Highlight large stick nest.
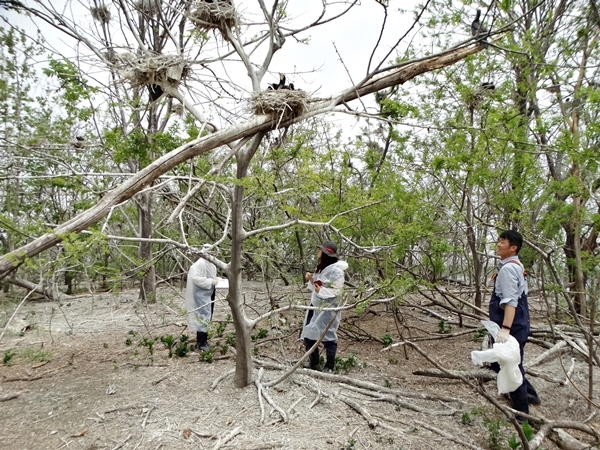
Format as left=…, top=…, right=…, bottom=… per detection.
left=249, top=90, right=310, bottom=123
left=114, top=54, right=188, bottom=89
left=190, top=0, right=238, bottom=32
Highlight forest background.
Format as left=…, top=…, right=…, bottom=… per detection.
left=0, top=0, right=599, bottom=449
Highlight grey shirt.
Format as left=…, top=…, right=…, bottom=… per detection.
left=495, top=256, right=527, bottom=309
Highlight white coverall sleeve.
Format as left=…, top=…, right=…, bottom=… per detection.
left=315, top=267, right=344, bottom=303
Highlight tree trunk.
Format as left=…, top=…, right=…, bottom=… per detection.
left=228, top=133, right=265, bottom=387
left=138, top=191, right=156, bottom=302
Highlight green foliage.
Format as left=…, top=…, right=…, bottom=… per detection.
left=472, top=328, right=487, bottom=341
left=174, top=335, right=192, bottom=357
left=199, top=349, right=213, bottom=363
left=215, top=321, right=227, bottom=337
left=381, top=333, right=393, bottom=347
left=225, top=333, right=236, bottom=348
left=42, top=58, right=96, bottom=120
left=484, top=418, right=502, bottom=450
left=522, top=421, right=534, bottom=440
left=437, top=319, right=451, bottom=334
left=160, top=334, right=176, bottom=358
left=251, top=328, right=268, bottom=342
left=334, top=353, right=358, bottom=374
left=461, top=412, right=472, bottom=426
left=3, top=349, right=15, bottom=366
left=140, top=337, right=157, bottom=355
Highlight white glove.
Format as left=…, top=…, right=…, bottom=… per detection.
left=496, top=329, right=510, bottom=343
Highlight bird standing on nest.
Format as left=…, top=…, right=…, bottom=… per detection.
left=471, top=9, right=489, bottom=48
left=268, top=73, right=286, bottom=90
left=267, top=73, right=295, bottom=91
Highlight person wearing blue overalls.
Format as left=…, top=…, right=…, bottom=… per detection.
left=489, top=230, right=541, bottom=422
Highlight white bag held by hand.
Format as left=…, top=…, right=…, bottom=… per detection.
left=471, top=321, right=523, bottom=394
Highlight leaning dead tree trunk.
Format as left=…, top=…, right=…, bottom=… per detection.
left=0, top=42, right=483, bottom=279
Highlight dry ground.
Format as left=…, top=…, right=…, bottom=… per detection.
left=0, top=282, right=598, bottom=450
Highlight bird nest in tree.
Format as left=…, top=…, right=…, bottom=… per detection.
left=115, top=54, right=188, bottom=88
left=190, top=1, right=237, bottom=32
left=249, top=90, right=309, bottom=123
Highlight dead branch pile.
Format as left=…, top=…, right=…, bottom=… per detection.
left=114, top=54, right=188, bottom=88
left=249, top=90, right=309, bottom=123
left=190, top=0, right=237, bottom=32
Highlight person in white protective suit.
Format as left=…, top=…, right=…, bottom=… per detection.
left=301, top=240, right=348, bottom=373
left=185, top=244, right=218, bottom=351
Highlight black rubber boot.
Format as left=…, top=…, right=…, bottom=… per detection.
left=323, top=341, right=337, bottom=373
left=196, top=331, right=210, bottom=352
left=303, top=338, right=319, bottom=370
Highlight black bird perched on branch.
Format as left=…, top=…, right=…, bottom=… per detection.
left=471, top=9, right=488, bottom=48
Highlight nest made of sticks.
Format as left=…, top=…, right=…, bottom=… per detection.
left=90, top=4, right=111, bottom=24
left=250, top=90, right=310, bottom=123
left=190, top=0, right=237, bottom=32
left=115, top=54, right=188, bottom=88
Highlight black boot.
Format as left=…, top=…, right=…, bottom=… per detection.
left=323, top=341, right=337, bottom=373
left=196, top=331, right=210, bottom=352
left=303, top=338, right=319, bottom=370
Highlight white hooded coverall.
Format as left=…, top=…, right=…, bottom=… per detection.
left=185, top=257, right=217, bottom=333
left=300, top=260, right=349, bottom=342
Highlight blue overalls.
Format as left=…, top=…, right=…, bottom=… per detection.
left=489, top=261, right=538, bottom=415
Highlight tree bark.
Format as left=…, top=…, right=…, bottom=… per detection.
left=228, top=132, right=266, bottom=387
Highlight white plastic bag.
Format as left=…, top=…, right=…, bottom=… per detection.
left=471, top=320, right=523, bottom=394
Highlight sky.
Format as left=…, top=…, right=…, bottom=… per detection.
left=2, top=0, right=472, bottom=136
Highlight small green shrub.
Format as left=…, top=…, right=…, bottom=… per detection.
left=335, top=353, right=358, bottom=374
left=160, top=334, right=176, bottom=358
left=484, top=418, right=501, bottom=450
left=461, top=412, right=472, bottom=425
left=140, top=337, right=157, bottom=355
left=251, top=328, right=268, bottom=342
left=199, top=349, right=213, bottom=363
left=225, top=333, right=236, bottom=348
left=438, top=319, right=451, bottom=334
left=174, top=335, right=191, bottom=357
left=215, top=321, right=226, bottom=337
left=381, top=334, right=393, bottom=347
left=3, top=349, right=15, bottom=366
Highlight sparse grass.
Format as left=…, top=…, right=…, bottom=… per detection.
left=21, top=347, right=51, bottom=363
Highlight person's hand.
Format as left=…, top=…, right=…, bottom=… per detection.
left=496, top=329, right=510, bottom=343
left=213, top=279, right=218, bottom=285
left=305, top=272, right=313, bottom=282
